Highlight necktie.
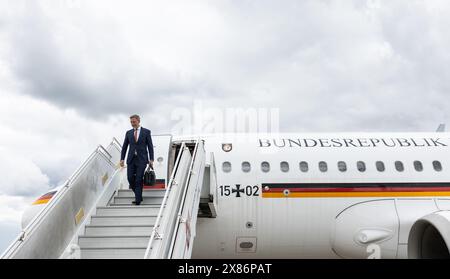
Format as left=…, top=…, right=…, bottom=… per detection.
left=134, top=128, right=138, bottom=142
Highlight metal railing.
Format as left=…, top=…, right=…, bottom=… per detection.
left=111, top=137, right=122, bottom=151
left=1, top=140, right=118, bottom=259
left=143, top=142, right=188, bottom=258
left=167, top=138, right=203, bottom=258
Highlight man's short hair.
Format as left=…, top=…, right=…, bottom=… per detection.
left=130, top=114, right=140, bottom=121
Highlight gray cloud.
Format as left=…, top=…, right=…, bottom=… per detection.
left=1, top=0, right=450, bottom=133
left=0, top=221, right=21, bottom=253
left=1, top=1, right=221, bottom=120
left=0, top=147, right=50, bottom=197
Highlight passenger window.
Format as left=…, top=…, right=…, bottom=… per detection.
left=357, top=161, right=366, bottom=172
left=242, top=161, right=251, bottom=173
left=280, top=161, right=289, bottom=172
left=395, top=161, right=404, bottom=172
left=376, top=161, right=385, bottom=172
left=338, top=161, right=347, bottom=172
left=414, top=161, right=423, bottom=172
left=299, top=161, right=309, bottom=172
left=319, top=161, right=328, bottom=172
left=222, top=162, right=232, bottom=173
left=433, top=161, right=443, bottom=172
left=261, top=161, right=270, bottom=173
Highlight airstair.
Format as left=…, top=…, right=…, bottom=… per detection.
left=1, top=136, right=215, bottom=259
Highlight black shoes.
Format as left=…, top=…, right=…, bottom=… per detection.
left=132, top=199, right=143, bottom=205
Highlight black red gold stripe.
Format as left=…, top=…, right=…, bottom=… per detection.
left=32, top=191, right=57, bottom=205
left=261, top=182, right=450, bottom=198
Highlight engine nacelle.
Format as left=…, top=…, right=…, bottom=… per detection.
left=408, top=211, right=450, bottom=259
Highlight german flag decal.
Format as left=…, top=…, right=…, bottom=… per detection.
left=261, top=182, right=450, bottom=198
left=32, top=191, right=57, bottom=205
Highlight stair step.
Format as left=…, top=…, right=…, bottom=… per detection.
left=108, top=203, right=165, bottom=207
left=90, top=215, right=157, bottom=226
left=117, top=189, right=166, bottom=198
left=111, top=196, right=164, bottom=205
left=80, top=248, right=146, bottom=259
left=85, top=225, right=154, bottom=236
left=96, top=206, right=161, bottom=216
left=79, top=236, right=149, bottom=249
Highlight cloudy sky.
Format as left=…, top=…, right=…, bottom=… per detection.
left=1, top=0, right=450, bottom=252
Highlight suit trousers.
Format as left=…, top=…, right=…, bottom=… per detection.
left=127, top=154, right=146, bottom=202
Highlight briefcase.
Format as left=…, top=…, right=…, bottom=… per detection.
left=144, top=166, right=156, bottom=186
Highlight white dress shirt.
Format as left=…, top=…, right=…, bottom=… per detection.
left=133, top=126, right=141, bottom=156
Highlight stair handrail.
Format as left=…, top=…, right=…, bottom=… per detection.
left=143, top=142, right=187, bottom=258
left=1, top=140, right=117, bottom=259
left=111, top=137, right=122, bottom=151
left=167, top=138, right=203, bottom=258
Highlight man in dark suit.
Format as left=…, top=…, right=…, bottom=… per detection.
left=120, top=114, right=154, bottom=205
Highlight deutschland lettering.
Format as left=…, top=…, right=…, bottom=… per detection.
left=258, top=138, right=448, bottom=148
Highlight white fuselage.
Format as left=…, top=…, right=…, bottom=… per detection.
left=181, top=132, right=450, bottom=259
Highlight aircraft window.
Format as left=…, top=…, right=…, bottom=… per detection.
left=395, top=161, right=404, bottom=172
left=299, top=161, right=309, bottom=172
left=414, top=161, right=423, bottom=172
left=319, top=161, right=328, bottom=172
left=242, top=161, right=251, bottom=173
left=338, top=161, right=347, bottom=172
left=280, top=161, right=289, bottom=172
left=357, top=161, right=366, bottom=172
left=222, top=162, right=232, bottom=173
left=376, top=161, right=385, bottom=172
left=261, top=161, right=270, bottom=172
left=433, top=161, right=443, bottom=172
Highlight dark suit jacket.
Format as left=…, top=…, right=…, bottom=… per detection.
left=120, top=127, right=154, bottom=165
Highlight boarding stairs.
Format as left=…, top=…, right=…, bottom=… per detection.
left=1, top=136, right=216, bottom=259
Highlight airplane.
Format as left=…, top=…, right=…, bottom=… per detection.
left=2, top=128, right=450, bottom=259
